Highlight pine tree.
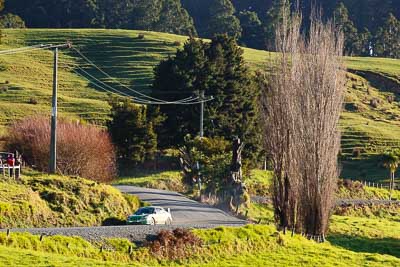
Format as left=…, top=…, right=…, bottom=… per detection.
left=333, top=2, right=359, bottom=56
left=374, top=13, right=400, bottom=58
left=153, top=0, right=197, bottom=36
left=265, top=0, right=290, bottom=50
left=238, top=11, right=265, bottom=49
left=152, top=35, right=261, bottom=163
left=131, top=0, right=163, bottom=30
left=107, top=97, right=160, bottom=164
left=357, top=28, right=372, bottom=56
left=207, top=0, right=242, bottom=39
left=152, top=38, right=209, bottom=147
left=0, top=0, right=3, bottom=44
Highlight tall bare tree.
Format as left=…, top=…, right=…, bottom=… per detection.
left=260, top=8, right=345, bottom=241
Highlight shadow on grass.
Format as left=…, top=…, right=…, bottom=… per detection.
left=328, top=234, right=400, bottom=259
left=340, top=154, right=395, bottom=183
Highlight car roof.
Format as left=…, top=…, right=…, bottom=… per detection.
left=140, top=206, right=164, bottom=209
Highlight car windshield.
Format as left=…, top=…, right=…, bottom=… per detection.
left=134, top=207, right=154, bottom=215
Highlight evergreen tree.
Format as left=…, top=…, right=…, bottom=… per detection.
left=107, top=97, right=161, bottom=164
left=374, top=13, right=400, bottom=58
left=0, top=13, right=26, bottom=28
left=153, top=38, right=209, bottom=146
left=152, top=35, right=261, bottom=163
left=238, top=11, right=265, bottom=49
left=153, top=0, right=197, bottom=36
left=95, top=0, right=134, bottom=28
left=333, top=2, right=359, bottom=56
left=131, top=0, right=163, bottom=30
left=265, top=0, right=290, bottom=50
left=205, top=35, right=260, bottom=160
left=207, top=0, right=242, bottom=39
left=357, top=28, right=372, bottom=56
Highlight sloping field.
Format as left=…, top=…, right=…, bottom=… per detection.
left=0, top=29, right=399, bottom=181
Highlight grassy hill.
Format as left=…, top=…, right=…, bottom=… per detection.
left=0, top=29, right=399, bottom=181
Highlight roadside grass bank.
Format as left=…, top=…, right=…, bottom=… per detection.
left=0, top=169, right=141, bottom=228
left=0, top=219, right=399, bottom=266
left=114, top=170, right=186, bottom=193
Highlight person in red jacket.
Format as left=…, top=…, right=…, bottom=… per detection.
left=7, top=154, right=15, bottom=167
left=7, top=154, right=15, bottom=177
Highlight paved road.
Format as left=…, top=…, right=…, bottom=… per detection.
left=115, top=185, right=245, bottom=225
left=4, top=186, right=245, bottom=242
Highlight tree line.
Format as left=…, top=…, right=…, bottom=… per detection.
left=3, top=0, right=400, bottom=58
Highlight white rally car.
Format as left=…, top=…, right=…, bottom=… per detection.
left=127, top=206, right=172, bottom=225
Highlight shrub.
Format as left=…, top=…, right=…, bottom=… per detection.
left=387, top=95, right=395, bottom=103
left=147, top=228, right=203, bottom=260
left=370, top=98, right=379, bottom=108
left=352, top=147, right=362, bottom=158
left=6, top=116, right=116, bottom=182
left=28, top=97, right=38, bottom=105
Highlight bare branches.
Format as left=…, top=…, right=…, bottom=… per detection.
left=260, top=8, right=345, bottom=239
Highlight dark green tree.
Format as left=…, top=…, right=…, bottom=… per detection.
left=152, top=35, right=261, bottom=163
left=205, top=35, right=261, bottom=160
left=153, top=0, right=197, bottom=36
left=333, top=2, right=359, bottom=56
left=357, top=28, right=372, bottom=56
left=238, top=11, right=265, bottom=49
left=95, top=0, right=134, bottom=28
left=265, top=0, right=290, bottom=50
left=374, top=13, right=400, bottom=58
left=107, top=97, right=161, bottom=164
left=0, top=13, right=26, bottom=28
left=207, top=0, right=242, bottom=39
left=153, top=37, right=209, bottom=146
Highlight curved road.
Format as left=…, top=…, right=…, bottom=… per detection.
left=5, top=186, right=245, bottom=242
left=6, top=186, right=397, bottom=242
left=115, top=185, right=245, bottom=225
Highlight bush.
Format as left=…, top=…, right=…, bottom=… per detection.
left=6, top=116, right=116, bottom=182
left=28, top=98, right=38, bottom=105
left=370, top=98, right=379, bottom=108
left=147, top=228, right=203, bottom=260
left=352, top=147, right=362, bottom=158
left=387, top=95, right=395, bottom=103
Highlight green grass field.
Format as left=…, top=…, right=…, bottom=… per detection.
left=0, top=29, right=400, bottom=181
left=0, top=216, right=398, bottom=267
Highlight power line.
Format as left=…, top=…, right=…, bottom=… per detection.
left=67, top=64, right=213, bottom=105
left=0, top=43, right=214, bottom=105
left=72, top=47, right=203, bottom=104
left=0, top=44, right=62, bottom=56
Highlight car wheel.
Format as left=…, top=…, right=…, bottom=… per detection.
left=165, top=218, right=172, bottom=225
